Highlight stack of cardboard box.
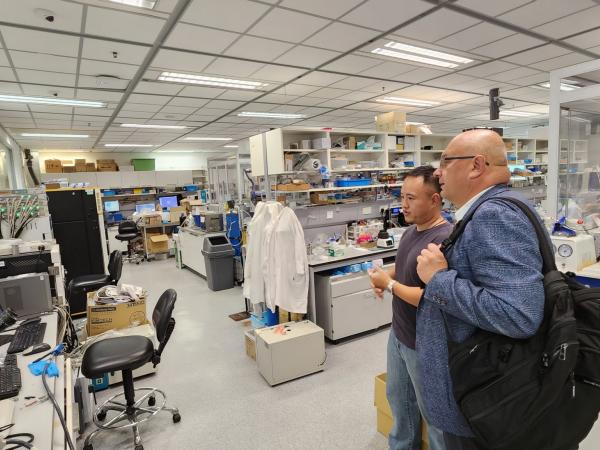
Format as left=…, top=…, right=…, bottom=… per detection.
left=97, top=159, right=118, bottom=171
left=44, top=158, right=98, bottom=173
left=86, top=291, right=148, bottom=336
left=44, top=159, right=62, bottom=173
left=75, top=159, right=87, bottom=172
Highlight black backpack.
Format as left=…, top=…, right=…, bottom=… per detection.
left=441, top=196, right=600, bottom=450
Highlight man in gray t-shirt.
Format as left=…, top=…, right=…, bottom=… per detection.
left=370, top=166, right=451, bottom=450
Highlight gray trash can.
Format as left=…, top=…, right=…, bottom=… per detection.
left=202, top=235, right=235, bottom=291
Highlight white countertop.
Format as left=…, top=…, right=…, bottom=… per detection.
left=308, top=245, right=396, bottom=267
left=178, top=227, right=224, bottom=237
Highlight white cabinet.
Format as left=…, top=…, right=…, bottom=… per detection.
left=96, top=172, right=122, bottom=188
left=155, top=170, right=179, bottom=186
left=137, top=171, right=157, bottom=186
left=249, top=129, right=285, bottom=176
left=120, top=171, right=140, bottom=187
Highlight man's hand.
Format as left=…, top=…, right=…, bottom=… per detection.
left=369, top=266, right=391, bottom=299
left=416, top=243, right=448, bottom=284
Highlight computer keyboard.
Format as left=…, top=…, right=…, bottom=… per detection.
left=7, top=321, right=46, bottom=354
left=0, top=354, right=21, bottom=400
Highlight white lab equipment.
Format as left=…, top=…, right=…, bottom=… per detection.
left=550, top=234, right=596, bottom=272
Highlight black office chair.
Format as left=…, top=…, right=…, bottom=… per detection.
left=67, top=250, right=122, bottom=315
left=81, top=289, right=180, bottom=450
left=116, top=220, right=143, bottom=264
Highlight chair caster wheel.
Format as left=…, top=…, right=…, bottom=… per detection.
left=173, top=413, right=181, bottom=423
left=96, top=410, right=107, bottom=421
left=135, top=445, right=144, bottom=450
left=148, top=395, right=156, bottom=406
left=84, top=445, right=93, bottom=450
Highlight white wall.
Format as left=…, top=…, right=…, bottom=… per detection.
left=34, top=150, right=208, bottom=173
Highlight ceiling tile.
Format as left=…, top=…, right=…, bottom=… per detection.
left=21, top=84, right=74, bottom=97
left=150, top=49, right=213, bottom=73
left=321, top=55, right=382, bottom=73
left=249, top=64, right=306, bottom=82
left=396, top=9, right=480, bottom=42
left=82, top=38, right=149, bottom=65
left=395, top=67, right=448, bottom=83
left=177, top=85, right=226, bottom=99
left=274, top=46, right=340, bottom=68
left=534, top=6, right=600, bottom=39
left=152, top=112, right=189, bottom=121
left=0, top=27, right=79, bottom=57
left=281, top=0, right=362, bottom=18
left=336, top=91, right=377, bottom=102
left=497, top=0, right=596, bottom=28
left=486, top=66, right=541, bottom=82
left=165, top=23, right=239, bottom=53
left=531, top=52, right=594, bottom=71
left=155, top=0, right=178, bottom=12
left=217, top=90, right=263, bottom=101
left=17, top=69, right=75, bottom=86
left=273, top=84, right=320, bottom=96
left=359, top=61, right=416, bottom=78
left=455, top=0, right=535, bottom=16
left=0, top=52, right=8, bottom=67
left=248, top=8, right=330, bottom=43
left=308, top=87, right=353, bottom=99
left=436, top=23, right=514, bottom=51
left=329, top=77, right=377, bottom=90
left=9, top=51, right=77, bottom=73
left=252, top=93, right=296, bottom=103
left=224, top=36, right=294, bottom=62
left=502, top=44, right=571, bottom=65
left=128, top=94, right=170, bottom=105
left=203, top=99, right=244, bottom=110
left=292, top=71, right=345, bottom=87
left=470, top=34, right=545, bottom=58
left=0, top=0, right=83, bottom=32
left=341, top=0, right=432, bottom=31
left=0, top=67, right=16, bottom=82
left=79, top=59, right=138, bottom=79
left=181, top=0, right=270, bottom=32
left=167, top=97, right=210, bottom=108
left=564, top=27, right=600, bottom=49
left=288, top=96, right=331, bottom=106
left=134, top=81, right=182, bottom=95
left=78, top=74, right=128, bottom=90
left=303, top=23, right=380, bottom=52
left=460, top=60, right=518, bottom=78
left=362, top=80, right=410, bottom=93
left=204, top=58, right=264, bottom=78
left=86, top=6, right=165, bottom=44
left=508, top=72, right=550, bottom=86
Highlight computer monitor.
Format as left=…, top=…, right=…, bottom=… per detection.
left=135, top=203, right=155, bottom=214
left=159, top=196, right=178, bottom=209
left=104, top=200, right=120, bottom=212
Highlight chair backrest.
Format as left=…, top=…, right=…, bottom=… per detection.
left=107, top=250, right=122, bottom=284
left=152, top=289, right=177, bottom=345
left=118, top=220, right=138, bottom=235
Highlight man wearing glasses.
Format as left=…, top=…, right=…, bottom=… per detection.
left=413, top=129, right=546, bottom=449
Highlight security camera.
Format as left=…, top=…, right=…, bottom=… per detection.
left=35, top=9, right=55, bottom=23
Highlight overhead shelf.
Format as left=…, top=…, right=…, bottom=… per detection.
left=329, top=149, right=384, bottom=154
left=275, top=183, right=403, bottom=194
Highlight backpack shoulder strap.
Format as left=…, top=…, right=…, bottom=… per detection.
left=440, top=196, right=556, bottom=274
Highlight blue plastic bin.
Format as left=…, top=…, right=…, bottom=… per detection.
left=184, top=185, right=198, bottom=192
left=263, top=309, right=278, bottom=326
left=102, top=190, right=116, bottom=196
left=335, top=178, right=372, bottom=187
left=193, top=215, right=202, bottom=227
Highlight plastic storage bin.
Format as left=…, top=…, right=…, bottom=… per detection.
left=335, top=178, right=372, bottom=187
left=201, top=235, right=235, bottom=291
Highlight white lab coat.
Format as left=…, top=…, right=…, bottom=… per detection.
left=243, top=201, right=283, bottom=305
left=262, top=207, right=308, bottom=314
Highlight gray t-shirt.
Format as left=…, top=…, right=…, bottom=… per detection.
left=392, top=222, right=453, bottom=349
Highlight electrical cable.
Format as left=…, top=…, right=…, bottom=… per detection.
left=4, top=433, right=35, bottom=449
left=41, top=359, right=75, bottom=450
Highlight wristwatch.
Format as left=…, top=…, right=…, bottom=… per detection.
left=386, top=279, right=397, bottom=293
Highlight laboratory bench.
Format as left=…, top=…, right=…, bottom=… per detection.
left=177, top=227, right=226, bottom=278
left=308, top=245, right=397, bottom=341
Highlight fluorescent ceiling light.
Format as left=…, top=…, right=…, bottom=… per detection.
left=238, top=112, right=306, bottom=119
left=120, top=123, right=188, bottom=130
left=376, top=97, right=440, bottom=107
left=0, top=95, right=105, bottom=108
left=372, top=48, right=458, bottom=68
left=406, top=121, right=424, bottom=125
left=384, top=41, right=473, bottom=64
left=224, top=145, right=239, bottom=148
left=104, top=144, right=154, bottom=148
left=158, top=72, right=268, bottom=90
left=21, top=133, right=89, bottom=138
left=155, top=150, right=195, bottom=153
left=107, top=0, right=156, bottom=9
left=538, top=82, right=580, bottom=92
left=499, top=111, right=538, bottom=117
left=183, top=137, right=232, bottom=141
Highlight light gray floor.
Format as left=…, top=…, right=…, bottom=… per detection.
left=78, top=259, right=390, bottom=450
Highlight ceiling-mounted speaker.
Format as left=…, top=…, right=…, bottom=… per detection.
left=489, top=88, right=503, bottom=120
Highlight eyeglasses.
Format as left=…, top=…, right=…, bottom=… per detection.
left=439, top=155, right=488, bottom=168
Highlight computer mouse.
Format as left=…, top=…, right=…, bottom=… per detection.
left=23, top=343, right=51, bottom=356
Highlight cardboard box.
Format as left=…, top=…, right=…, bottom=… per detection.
left=97, top=162, right=118, bottom=172
left=62, top=165, right=75, bottom=173
left=169, top=206, right=186, bottom=224
left=278, top=308, right=305, bottom=323
left=45, top=159, right=62, bottom=173
left=342, top=136, right=356, bottom=150
left=375, top=373, right=429, bottom=449
left=245, top=329, right=256, bottom=361
left=86, top=162, right=96, bottom=172
left=44, top=182, right=61, bottom=190
left=375, top=111, right=407, bottom=133
left=75, top=158, right=86, bottom=165
left=142, top=213, right=161, bottom=226
left=86, top=294, right=148, bottom=336
left=75, top=159, right=87, bottom=172
left=147, top=233, right=169, bottom=253
left=310, top=192, right=334, bottom=205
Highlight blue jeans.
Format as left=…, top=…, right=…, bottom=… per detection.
left=387, top=331, right=445, bottom=450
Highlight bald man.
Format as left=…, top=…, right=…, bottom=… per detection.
left=413, top=130, right=546, bottom=450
